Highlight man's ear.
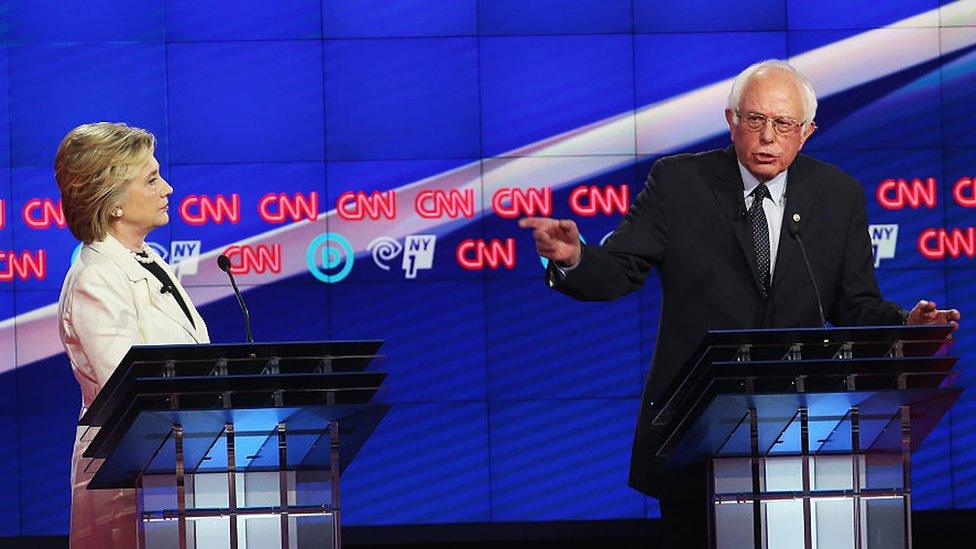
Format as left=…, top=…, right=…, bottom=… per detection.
left=798, top=121, right=817, bottom=149
left=725, top=109, right=736, bottom=136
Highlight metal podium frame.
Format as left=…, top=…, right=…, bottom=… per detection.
left=645, top=325, right=961, bottom=549
left=78, top=341, right=389, bottom=549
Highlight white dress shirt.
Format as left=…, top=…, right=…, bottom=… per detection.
left=739, top=162, right=788, bottom=280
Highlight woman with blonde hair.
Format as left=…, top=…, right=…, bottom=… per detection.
left=56, top=122, right=209, bottom=547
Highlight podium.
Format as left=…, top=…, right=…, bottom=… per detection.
left=646, top=325, right=960, bottom=549
left=78, top=341, right=388, bottom=549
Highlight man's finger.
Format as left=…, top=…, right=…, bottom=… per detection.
left=935, top=310, right=961, bottom=322
left=533, top=231, right=554, bottom=246
left=519, top=217, right=554, bottom=230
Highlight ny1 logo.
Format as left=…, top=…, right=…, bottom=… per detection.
left=367, top=235, right=437, bottom=279
left=868, top=224, right=898, bottom=267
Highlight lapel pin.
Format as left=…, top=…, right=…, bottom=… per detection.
left=792, top=213, right=801, bottom=223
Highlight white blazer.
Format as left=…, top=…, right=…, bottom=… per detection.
left=59, top=233, right=210, bottom=548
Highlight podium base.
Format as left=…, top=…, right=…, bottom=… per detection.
left=138, top=470, right=338, bottom=549
left=710, top=455, right=908, bottom=549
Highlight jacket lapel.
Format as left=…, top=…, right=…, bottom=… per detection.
left=708, top=147, right=765, bottom=296
left=153, top=257, right=207, bottom=343
left=88, top=236, right=202, bottom=342
left=88, top=236, right=151, bottom=284
left=146, top=256, right=202, bottom=342
left=770, top=156, right=817, bottom=292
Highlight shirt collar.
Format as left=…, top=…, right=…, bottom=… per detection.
left=738, top=161, right=787, bottom=205
left=87, top=233, right=153, bottom=282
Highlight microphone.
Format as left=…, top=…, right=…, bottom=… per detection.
left=217, top=254, right=254, bottom=343
left=787, top=215, right=827, bottom=330
left=160, top=284, right=172, bottom=295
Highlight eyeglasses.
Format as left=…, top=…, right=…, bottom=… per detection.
left=735, top=111, right=806, bottom=135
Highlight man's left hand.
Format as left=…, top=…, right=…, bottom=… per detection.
left=906, top=300, right=961, bottom=331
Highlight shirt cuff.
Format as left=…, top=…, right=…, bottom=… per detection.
left=553, top=258, right=580, bottom=276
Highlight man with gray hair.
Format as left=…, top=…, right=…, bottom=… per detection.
left=520, top=59, right=959, bottom=547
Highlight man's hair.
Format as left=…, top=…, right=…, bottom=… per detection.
left=54, top=122, right=156, bottom=244
left=727, top=59, right=818, bottom=123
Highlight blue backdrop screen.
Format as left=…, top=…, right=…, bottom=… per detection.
left=0, top=0, right=974, bottom=536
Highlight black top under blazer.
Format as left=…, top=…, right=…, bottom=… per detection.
left=547, top=146, right=905, bottom=497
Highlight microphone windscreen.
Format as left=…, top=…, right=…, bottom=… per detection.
left=787, top=221, right=800, bottom=238
left=217, top=254, right=232, bottom=272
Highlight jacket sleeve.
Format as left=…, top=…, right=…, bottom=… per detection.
left=548, top=157, right=671, bottom=301
left=828, top=185, right=906, bottom=326
left=67, top=264, right=140, bottom=389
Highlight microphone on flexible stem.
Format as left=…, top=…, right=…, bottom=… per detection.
left=217, top=254, right=254, bottom=344
left=787, top=215, right=828, bottom=338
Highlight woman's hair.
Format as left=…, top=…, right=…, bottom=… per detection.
left=54, top=122, right=156, bottom=244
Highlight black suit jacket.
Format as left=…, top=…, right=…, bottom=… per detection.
left=548, top=147, right=905, bottom=497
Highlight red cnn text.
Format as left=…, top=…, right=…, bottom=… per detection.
left=416, top=189, right=475, bottom=219
left=492, top=187, right=551, bottom=218
left=877, top=178, right=937, bottom=210
left=918, top=228, right=976, bottom=259
left=222, top=244, right=282, bottom=275
left=22, top=198, right=66, bottom=229
left=180, top=194, right=240, bottom=225
left=456, top=238, right=516, bottom=270
left=953, top=177, right=976, bottom=208
left=0, top=250, right=46, bottom=281
left=570, top=185, right=629, bottom=216
left=336, top=191, right=396, bottom=221
left=259, top=192, right=319, bottom=223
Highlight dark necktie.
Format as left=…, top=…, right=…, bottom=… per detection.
left=748, top=184, right=771, bottom=298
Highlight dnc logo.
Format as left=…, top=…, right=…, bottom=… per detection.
left=306, top=232, right=354, bottom=283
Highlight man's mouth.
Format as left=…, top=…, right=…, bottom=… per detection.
left=754, top=152, right=778, bottom=163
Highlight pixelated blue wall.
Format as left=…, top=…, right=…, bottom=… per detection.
left=0, top=0, right=973, bottom=536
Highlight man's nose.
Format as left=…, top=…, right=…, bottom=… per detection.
left=760, top=122, right=776, bottom=143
